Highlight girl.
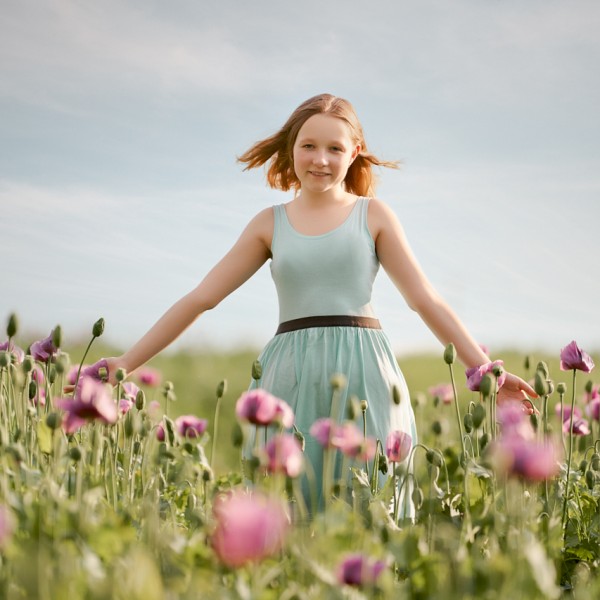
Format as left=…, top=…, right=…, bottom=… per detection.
left=102, top=93, right=536, bottom=513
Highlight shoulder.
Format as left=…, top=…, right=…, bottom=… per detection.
left=241, top=205, right=275, bottom=250
left=366, top=197, right=404, bottom=240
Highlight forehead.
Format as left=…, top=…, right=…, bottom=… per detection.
left=296, top=114, right=353, bottom=141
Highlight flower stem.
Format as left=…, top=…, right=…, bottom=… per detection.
left=561, top=370, right=577, bottom=540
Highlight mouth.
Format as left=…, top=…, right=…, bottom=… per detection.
left=308, top=171, right=330, bottom=177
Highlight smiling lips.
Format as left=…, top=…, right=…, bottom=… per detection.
left=308, top=170, right=330, bottom=177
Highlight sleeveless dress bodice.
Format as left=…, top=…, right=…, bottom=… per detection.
left=270, top=198, right=378, bottom=322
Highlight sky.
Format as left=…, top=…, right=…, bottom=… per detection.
left=1, top=0, right=599, bottom=358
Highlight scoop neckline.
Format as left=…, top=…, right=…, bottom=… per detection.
left=281, top=197, right=364, bottom=239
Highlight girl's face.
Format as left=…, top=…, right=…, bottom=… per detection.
left=292, top=114, right=360, bottom=195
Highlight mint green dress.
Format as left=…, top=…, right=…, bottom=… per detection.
left=251, top=198, right=416, bottom=516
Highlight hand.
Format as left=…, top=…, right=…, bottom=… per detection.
left=497, top=372, right=538, bottom=414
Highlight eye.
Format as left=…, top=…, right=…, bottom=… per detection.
left=331, top=146, right=343, bottom=152
left=302, top=144, right=314, bottom=149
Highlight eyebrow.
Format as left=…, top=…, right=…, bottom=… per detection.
left=297, top=136, right=347, bottom=147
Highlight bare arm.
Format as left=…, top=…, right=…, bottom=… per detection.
left=369, top=199, right=536, bottom=401
left=107, top=208, right=273, bottom=380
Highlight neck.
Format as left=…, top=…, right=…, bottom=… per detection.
left=295, top=188, right=354, bottom=207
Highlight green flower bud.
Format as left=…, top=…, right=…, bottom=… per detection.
left=69, top=447, right=82, bottom=462
left=55, top=353, right=69, bottom=375
left=135, top=389, right=146, bottom=410
left=523, top=355, right=530, bottom=371
left=115, top=368, right=127, bottom=382
left=98, top=366, right=108, bottom=381
left=251, top=359, right=262, bottom=381
left=0, top=351, right=11, bottom=368
left=22, top=356, right=33, bottom=373
left=472, top=404, right=486, bottom=428
left=360, top=399, right=368, bottom=413
left=48, top=366, right=57, bottom=384
left=584, top=380, right=594, bottom=394
left=411, top=486, right=424, bottom=509
left=530, top=413, right=539, bottom=431
left=378, top=452, right=388, bottom=475
left=443, top=343, right=456, bottom=365
left=479, top=432, right=490, bottom=452
left=133, top=441, right=141, bottom=454
left=202, top=467, right=214, bottom=482
left=579, top=459, right=588, bottom=472
left=534, top=371, right=550, bottom=397
left=557, top=382, right=567, bottom=395
left=426, top=449, right=443, bottom=467
left=591, top=455, right=600, bottom=472
left=431, top=420, right=443, bottom=436
left=346, top=395, right=361, bottom=420
left=463, top=413, right=474, bottom=434
left=28, top=380, right=37, bottom=400
left=6, top=313, right=18, bottom=338
left=92, top=317, right=105, bottom=338
left=52, top=325, right=62, bottom=349
left=46, top=412, right=62, bottom=430
left=124, top=412, right=135, bottom=438
left=546, top=380, right=555, bottom=395
left=164, top=417, right=175, bottom=446
left=492, top=364, right=505, bottom=379
left=536, top=361, right=549, bottom=379
left=586, top=470, right=595, bottom=490
left=392, top=385, right=401, bottom=405
left=479, top=373, right=495, bottom=397
left=330, top=373, right=347, bottom=390
left=216, top=379, right=227, bottom=399
left=231, top=422, right=244, bottom=448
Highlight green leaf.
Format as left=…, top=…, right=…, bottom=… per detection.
left=36, top=420, right=53, bottom=454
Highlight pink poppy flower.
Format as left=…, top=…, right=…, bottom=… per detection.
left=31, top=365, right=45, bottom=384
left=555, top=403, right=581, bottom=423
left=263, top=434, right=304, bottom=478
left=156, top=422, right=165, bottom=442
left=66, top=365, right=85, bottom=386
left=80, top=359, right=109, bottom=382
left=55, top=376, right=117, bottom=434
left=175, top=415, right=207, bottom=439
left=30, top=331, right=58, bottom=363
left=465, top=360, right=506, bottom=392
left=211, top=490, right=289, bottom=567
left=332, top=422, right=377, bottom=461
left=497, top=401, right=535, bottom=440
left=385, top=430, right=412, bottom=463
left=586, top=399, right=600, bottom=422
left=563, top=418, right=591, bottom=436
left=336, top=553, right=386, bottom=587
left=428, top=383, right=454, bottom=405
left=122, top=381, right=140, bottom=402
left=560, top=341, right=595, bottom=373
left=137, top=367, right=161, bottom=387
left=0, top=340, right=24, bottom=364
left=309, top=418, right=338, bottom=448
left=492, top=436, right=561, bottom=482
left=236, top=389, right=294, bottom=428
left=119, top=398, right=134, bottom=414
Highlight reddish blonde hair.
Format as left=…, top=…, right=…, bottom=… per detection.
left=237, top=94, right=399, bottom=196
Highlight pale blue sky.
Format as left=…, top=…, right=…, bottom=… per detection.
left=1, top=0, right=599, bottom=357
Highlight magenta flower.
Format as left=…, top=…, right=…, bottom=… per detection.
left=236, top=389, right=294, bottom=428
left=119, top=398, right=134, bottom=414
left=156, top=422, right=166, bottom=441
left=385, top=430, right=412, bottom=463
left=428, top=383, right=454, bottom=405
left=175, top=415, right=208, bottom=439
left=122, top=381, right=140, bottom=402
left=55, top=376, right=117, bottom=434
left=67, top=365, right=85, bottom=385
left=332, top=422, right=376, bottom=460
left=586, top=399, right=600, bottom=422
left=80, top=359, right=110, bottom=382
left=30, top=330, right=58, bottom=362
left=560, top=341, right=595, bottom=373
left=465, top=360, right=506, bottom=392
left=0, top=505, right=16, bottom=551
left=263, top=434, right=304, bottom=478
left=310, top=418, right=338, bottom=448
left=137, top=366, right=162, bottom=387
left=563, top=418, right=591, bottom=436
left=555, top=403, right=581, bottom=423
left=492, top=436, right=561, bottom=481
left=336, top=553, right=386, bottom=587
left=211, top=490, right=289, bottom=567
left=0, top=340, right=24, bottom=364
left=497, top=401, right=535, bottom=440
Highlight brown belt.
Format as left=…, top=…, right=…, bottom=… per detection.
left=275, top=315, right=382, bottom=335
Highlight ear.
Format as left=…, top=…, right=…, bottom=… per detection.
left=351, top=144, right=361, bottom=162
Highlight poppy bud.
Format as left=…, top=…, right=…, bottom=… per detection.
left=0, top=351, right=10, bottom=368
left=251, top=360, right=262, bottom=381
left=6, top=313, right=18, bottom=338
left=69, top=447, right=82, bottom=461
left=52, top=325, right=62, bottom=349
left=534, top=371, right=550, bottom=397
left=443, top=343, right=456, bottom=365
left=28, top=380, right=37, bottom=400
left=346, top=395, right=361, bottom=420
left=216, top=379, right=227, bottom=399
left=90, top=318, right=104, bottom=338
left=378, top=452, right=388, bottom=475
left=431, top=420, right=442, bottom=436
left=479, top=373, right=494, bottom=397
left=426, top=449, right=443, bottom=467
left=523, top=355, right=530, bottom=370
left=231, top=422, right=244, bottom=448
left=586, top=470, right=595, bottom=490
left=463, top=413, right=474, bottom=434
left=584, top=380, right=594, bottom=394
left=46, top=412, right=62, bottom=430
left=22, top=356, right=33, bottom=373
left=135, top=389, right=146, bottom=410
left=536, top=361, right=549, bottom=379
left=360, top=400, right=368, bottom=413
left=556, top=382, right=567, bottom=395
left=479, top=432, right=490, bottom=452
left=115, top=368, right=127, bottom=382
left=472, top=404, right=486, bottom=429
left=579, top=459, right=588, bottom=472
left=330, top=373, right=347, bottom=390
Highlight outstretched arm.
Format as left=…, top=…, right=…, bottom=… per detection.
left=105, top=208, right=273, bottom=382
left=369, top=199, right=536, bottom=402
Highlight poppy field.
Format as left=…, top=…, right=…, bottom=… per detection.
left=0, top=313, right=599, bottom=599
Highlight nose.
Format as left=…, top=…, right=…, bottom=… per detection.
left=312, top=151, right=328, bottom=166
